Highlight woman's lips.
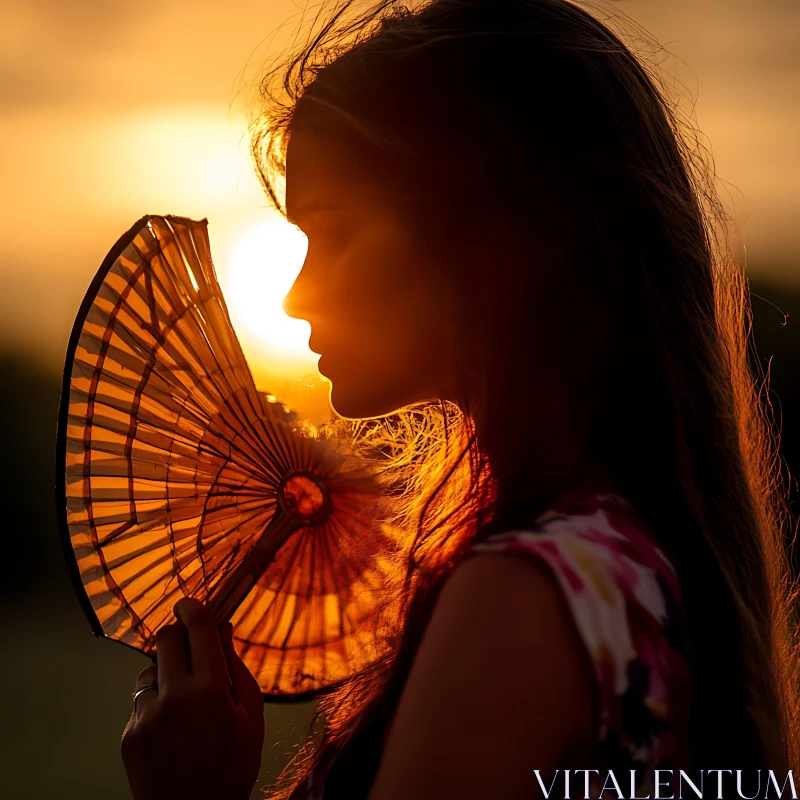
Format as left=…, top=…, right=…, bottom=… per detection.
left=308, top=335, right=322, bottom=355
left=308, top=331, right=333, bottom=356
left=316, top=352, right=332, bottom=376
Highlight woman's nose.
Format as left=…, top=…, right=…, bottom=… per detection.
left=282, top=271, right=319, bottom=325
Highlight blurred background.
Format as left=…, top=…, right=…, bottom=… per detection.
left=1, top=0, right=798, bottom=797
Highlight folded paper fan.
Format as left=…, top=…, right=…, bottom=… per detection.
left=55, top=214, right=407, bottom=700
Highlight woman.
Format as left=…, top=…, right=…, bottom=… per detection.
left=121, top=1, right=800, bottom=798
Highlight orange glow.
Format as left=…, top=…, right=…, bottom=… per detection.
left=214, top=217, right=331, bottom=427
left=226, top=219, right=311, bottom=354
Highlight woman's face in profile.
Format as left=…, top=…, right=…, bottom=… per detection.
left=282, top=125, right=456, bottom=419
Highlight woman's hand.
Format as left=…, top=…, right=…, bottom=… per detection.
left=121, top=598, right=265, bottom=800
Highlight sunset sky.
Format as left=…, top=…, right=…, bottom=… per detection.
left=2, top=0, right=798, bottom=382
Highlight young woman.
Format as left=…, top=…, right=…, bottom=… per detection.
left=121, top=1, right=800, bottom=798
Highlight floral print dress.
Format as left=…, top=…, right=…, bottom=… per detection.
left=290, top=489, right=693, bottom=799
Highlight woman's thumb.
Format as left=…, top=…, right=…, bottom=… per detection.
left=220, top=622, right=264, bottom=725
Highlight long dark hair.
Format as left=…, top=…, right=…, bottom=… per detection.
left=243, top=1, right=800, bottom=795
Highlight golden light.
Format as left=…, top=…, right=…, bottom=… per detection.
left=227, top=218, right=311, bottom=353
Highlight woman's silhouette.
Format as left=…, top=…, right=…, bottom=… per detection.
left=122, top=1, right=800, bottom=798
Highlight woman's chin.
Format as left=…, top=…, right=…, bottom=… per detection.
left=324, top=372, right=402, bottom=420
left=329, top=385, right=385, bottom=420
left=318, top=354, right=422, bottom=419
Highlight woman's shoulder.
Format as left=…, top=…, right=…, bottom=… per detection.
left=466, top=489, right=687, bottom=649
left=463, top=488, right=693, bottom=781
left=292, top=489, right=694, bottom=800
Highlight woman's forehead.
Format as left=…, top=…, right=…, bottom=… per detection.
left=286, top=126, right=386, bottom=220
left=286, top=129, right=336, bottom=202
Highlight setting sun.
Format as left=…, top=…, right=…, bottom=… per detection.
left=227, top=218, right=311, bottom=353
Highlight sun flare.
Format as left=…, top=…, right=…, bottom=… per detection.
left=227, top=218, right=311, bottom=354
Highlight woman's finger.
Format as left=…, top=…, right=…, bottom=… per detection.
left=216, top=622, right=235, bottom=690
left=174, top=597, right=229, bottom=685
left=220, top=622, right=245, bottom=705
left=154, top=623, right=189, bottom=694
left=220, top=622, right=264, bottom=731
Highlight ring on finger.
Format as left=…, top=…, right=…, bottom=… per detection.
left=132, top=680, right=159, bottom=706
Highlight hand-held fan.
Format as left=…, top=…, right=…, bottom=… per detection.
left=55, top=214, right=405, bottom=700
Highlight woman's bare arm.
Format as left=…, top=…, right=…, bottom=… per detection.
left=367, top=552, right=601, bottom=800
